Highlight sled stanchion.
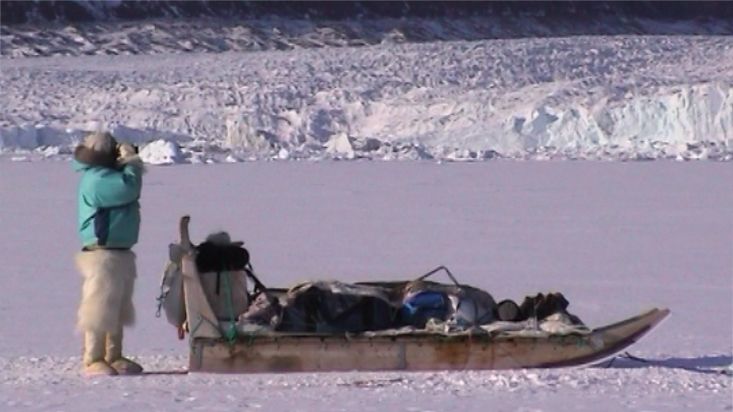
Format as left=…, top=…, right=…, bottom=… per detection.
left=179, top=215, right=192, bottom=250
left=178, top=215, right=223, bottom=341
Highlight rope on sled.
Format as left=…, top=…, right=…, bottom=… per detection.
left=188, top=313, right=220, bottom=342
left=184, top=272, right=238, bottom=345
left=416, top=265, right=461, bottom=286
left=221, top=271, right=239, bottom=345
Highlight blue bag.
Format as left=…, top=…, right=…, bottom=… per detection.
left=399, top=291, right=450, bottom=328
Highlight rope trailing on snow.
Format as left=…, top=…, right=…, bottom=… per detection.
left=620, top=351, right=650, bottom=363
left=600, top=352, right=731, bottom=375
left=600, top=351, right=646, bottom=368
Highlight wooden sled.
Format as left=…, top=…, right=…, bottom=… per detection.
left=176, top=216, right=670, bottom=373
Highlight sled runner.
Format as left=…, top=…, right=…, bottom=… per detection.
left=162, top=216, right=669, bottom=373
left=188, top=307, right=669, bottom=373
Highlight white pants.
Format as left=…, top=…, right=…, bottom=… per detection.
left=76, top=249, right=137, bottom=334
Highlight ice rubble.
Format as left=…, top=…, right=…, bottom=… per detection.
left=1, top=37, right=730, bottom=163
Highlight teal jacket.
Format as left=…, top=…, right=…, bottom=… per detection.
left=73, top=160, right=143, bottom=249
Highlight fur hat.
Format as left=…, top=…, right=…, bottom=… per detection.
left=205, top=231, right=244, bottom=247
left=74, top=132, right=118, bottom=168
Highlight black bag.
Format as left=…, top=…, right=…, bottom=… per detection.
left=518, top=292, right=570, bottom=321
left=195, top=241, right=250, bottom=273
left=278, top=282, right=397, bottom=333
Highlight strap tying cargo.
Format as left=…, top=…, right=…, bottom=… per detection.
left=221, top=271, right=238, bottom=344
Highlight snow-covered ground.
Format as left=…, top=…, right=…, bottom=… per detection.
left=0, top=161, right=730, bottom=411
left=2, top=36, right=732, bottom=162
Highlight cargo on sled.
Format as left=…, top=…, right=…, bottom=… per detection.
left=156, top=216, right=669, bottom=373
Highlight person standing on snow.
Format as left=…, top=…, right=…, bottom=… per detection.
left=73, top=131, right=145, bottom=376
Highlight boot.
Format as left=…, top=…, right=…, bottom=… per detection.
left=106, top=329, right=143, bottom=375
left=83, top=332, right=117, bottom=376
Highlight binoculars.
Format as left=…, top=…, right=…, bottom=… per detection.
left=116, top=143, right=139, bottom=155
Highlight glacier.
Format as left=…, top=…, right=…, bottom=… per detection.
left=1, top=36, right=731, bottom=163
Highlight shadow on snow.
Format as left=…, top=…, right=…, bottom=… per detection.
left=596, top=353, right=733, bottom=375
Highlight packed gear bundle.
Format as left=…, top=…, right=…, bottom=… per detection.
left=158, top=233, right=583, bottom=337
